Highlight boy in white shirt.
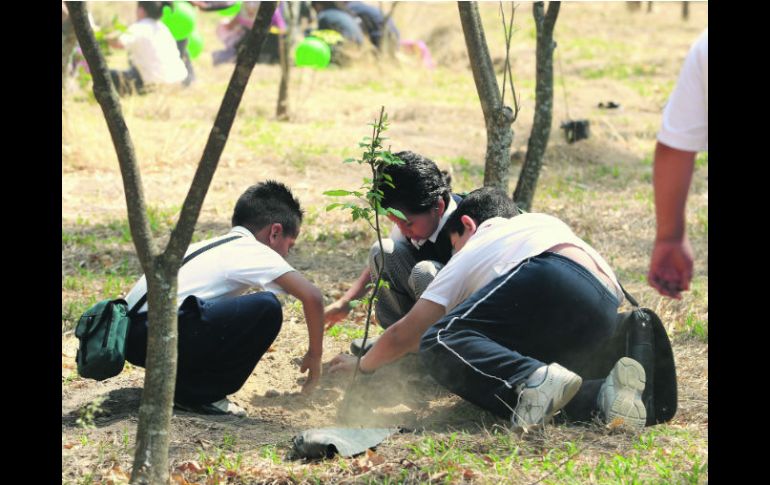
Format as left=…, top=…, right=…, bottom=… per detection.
left=331, top=187, right=651, bottom=431
left=108, top=2, right=188, bottom=95
left=125, top=181, right=324, bottom=416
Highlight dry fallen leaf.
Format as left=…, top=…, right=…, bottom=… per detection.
left=366, top=449, right=385, bottom=466
left=607, top=417, right=626, bottom=430
left=63, top=442, right=76, bottom=449
left=463, top=468, right=475, bottom=480
left=175, top=461, right=203, bottom=474
left=170, top=472, right=191, bottom=485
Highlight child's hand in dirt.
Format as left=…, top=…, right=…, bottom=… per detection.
left=328, top=353, right=358, bottom=374
left=324, top=299, right=351, bottom=330
left=300, top=351, right=322, bottom=394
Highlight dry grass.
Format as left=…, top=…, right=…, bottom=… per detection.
left=62, top=2, right=707, bottom=483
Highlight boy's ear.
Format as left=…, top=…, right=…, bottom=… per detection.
left=270, top=223, right=284, bottom=238
left=436, top=197, right=446, bottom=215
left=460, top=214, right=477, bottom=234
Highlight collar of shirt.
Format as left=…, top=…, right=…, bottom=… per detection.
left=230, top=225, right=257, bottom=241
left=409, top=196, right=458, bottom=249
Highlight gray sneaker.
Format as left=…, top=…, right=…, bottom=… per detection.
left=598, top=357, right=647, bottom=430
left=350, top=337, right=377, bottom=356
left=511, top=363, right=582, bottom=432
left=174, top=397, right=247, bottom=417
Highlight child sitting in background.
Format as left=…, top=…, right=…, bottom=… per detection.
left=108, top=1, right=188, bottom=96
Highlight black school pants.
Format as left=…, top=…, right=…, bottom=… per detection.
left=420, top=252, right=621, bottom=423
left=126, top=292, right=282, bottom=405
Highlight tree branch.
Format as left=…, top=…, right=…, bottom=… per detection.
left=458, top=1, right=502, bottom=124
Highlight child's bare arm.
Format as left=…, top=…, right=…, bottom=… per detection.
left=324, top=266, right=370, bottom=329
left=273, top=271, right=324, bottom=393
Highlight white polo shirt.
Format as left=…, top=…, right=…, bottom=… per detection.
left=420, top=214, right=623, bottom=313
left=657, top=28, right=708, bottom=152
left=125, top=226, right=295, bottom=313
left=119, top=18, right=188, bottom=85
left=389, top=196, right=458, bottom=249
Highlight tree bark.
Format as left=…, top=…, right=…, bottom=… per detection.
left=276, top=6, right=291, bottom=120
left=513, top=2, right=559, bottom=212
left=681, top=2, right=689, bottom=20
left=379, top=2, right=399, bottom=58
left=458, top=1, right=514, bottom=192
left=67, top=2, right=278, bottom=484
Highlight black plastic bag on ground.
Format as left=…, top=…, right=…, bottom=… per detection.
left=290, top=427, right=399, bottom=459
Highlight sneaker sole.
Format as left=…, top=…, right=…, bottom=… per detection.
left=606, top=357, right=647, bottom=430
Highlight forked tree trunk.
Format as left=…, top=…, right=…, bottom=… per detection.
left=67, top=2, right=278, bottom=483
left=513, top=2, right=560, bottom=212
left=458, top=1, right=514, bottom=192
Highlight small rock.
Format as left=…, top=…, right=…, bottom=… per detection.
left=264, top=389, right=280, bottom=398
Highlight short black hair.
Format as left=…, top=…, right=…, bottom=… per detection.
left=445, top=187, right=518, bottom=236
left=139, top=2, right=169, bottom=20
left=232, top=181, right=303, bottom=236
left=380, top=151, right=451, bottom=214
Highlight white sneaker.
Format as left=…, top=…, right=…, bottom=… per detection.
left=210, top=398, right=247, bottom=417
left=175, top=397, right=247, bottom=417
left=511, top=363, right=582, bottom=431
left=598, top=357, right=647, bottom=430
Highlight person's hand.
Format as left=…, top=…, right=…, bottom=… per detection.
left=299, top=351, right=322, bottom=394
left=328, top=353, right=359, bottom=374
left=648, top=238, right=694, bottom=299
left=324, top=299, right=351, bottom=330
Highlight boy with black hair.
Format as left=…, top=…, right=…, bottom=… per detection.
left=108, top=2, right=188, bottom=96
left=331, top=187, right=650, bottom=431
left=124, top=181, right=324, bottom=416
left=324, top=150, right=463, bottom=336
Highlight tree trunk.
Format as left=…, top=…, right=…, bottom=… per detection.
left=458, top=1, right=514, bottom=192
left=647, top=2, right=653, bottom=13
left=682, top=2, right=689, bottom=20
left=379, top=2, right=399, bottom=58
left=513, top=2, right=559, bottom=212
left=67, top=2, right=278, bottom=483
left=276, top=5, right=291, bottom=120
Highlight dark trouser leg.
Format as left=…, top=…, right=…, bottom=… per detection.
left=109, top=65, right=144, bottom=96
left=126, top=292, right=283, bottom=405
left=420, top=252, right=620, bottom=420
left=369, top=239, right=418, bottom=328
left=176, top=39, right=195, bottom=86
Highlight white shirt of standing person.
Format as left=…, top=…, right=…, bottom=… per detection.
left=119, top=18, right=188, bottom=85
left=657, top=28, right=708, bottom=152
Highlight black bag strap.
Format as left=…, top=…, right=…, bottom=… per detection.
left=619, top=282, right=640, bottom=308
left=128, top=235, right=243, bottom=316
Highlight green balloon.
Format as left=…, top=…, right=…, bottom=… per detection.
left=294, top=37, right=331, bottom=69
left=218, top=1, right=242, bottom=17
left=162, top=1, right=196, bottom=41
left=187, top=30, right=204, bottom=59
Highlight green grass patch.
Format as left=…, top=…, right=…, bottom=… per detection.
left=581, top=62, right=659, bottom=80
left=695, top=151, right=708, bottom=169
left=326, top=322, right=381, bottom=341
left=682, top=311, right=708, bottom=342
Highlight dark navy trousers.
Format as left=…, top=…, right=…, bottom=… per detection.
left=420, top=252, right=621, bottom=423
left=126, top=292, right=282, bottom=405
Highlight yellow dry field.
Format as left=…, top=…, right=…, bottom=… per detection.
left=62, top=2, right=707, bottom=484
